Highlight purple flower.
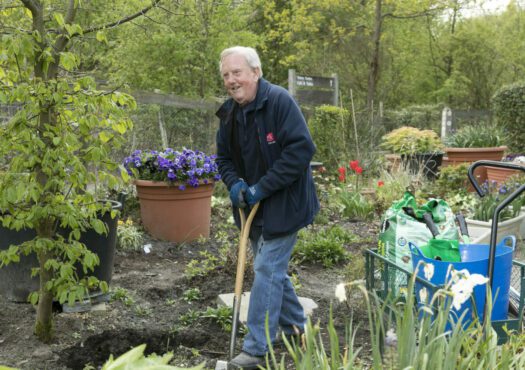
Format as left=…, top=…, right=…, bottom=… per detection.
left=122, top=147, right=220, bottom=189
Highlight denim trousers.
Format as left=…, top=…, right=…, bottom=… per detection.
left=242, top=231, right=306, bottom=356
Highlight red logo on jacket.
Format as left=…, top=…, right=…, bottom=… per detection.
left=266, top=132, right=276, bottom=144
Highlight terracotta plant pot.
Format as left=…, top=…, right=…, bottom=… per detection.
left=486, top=166, right=521, bottom=186
left=135, top=180, right=214, bottom=243
left=443, top=146, right=508, bottom=184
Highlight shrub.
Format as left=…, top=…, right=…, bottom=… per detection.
left=309, top=105, right=350, bottom=168
left=432, top=163, right=471, bottom=198
left=336, top=191, right=375, bottom=221
left=293, top=226, right=355, bottom=267
left=381, top=126, right=444, bottom=155
left=444, top=122, right=506, bottom=148
left=493, top=81, right=525, bottom=152
left=382, top=104, right=442, bottom=132
left=117, top=219, right=144, bottom=251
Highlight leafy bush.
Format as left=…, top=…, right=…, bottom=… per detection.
left=444, top=122, right=506, bottom=148
left=381, top=126, right=444, bottom=155
left=493, top=81, right=525, bottom=152
left=293, top=226, right=355, bottom=267
left=336, top=191, right=375, bottom=221
left=432, top=163, right=471, bottom=198
left=382, top=104, right=442, bottom=132
left=309, top=105, right=350, bottom=168
left=117, top=219, right=144, bottom=251
left=374, top=170, right=413, bottom=214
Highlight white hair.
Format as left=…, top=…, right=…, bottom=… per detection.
left=219, top=46, right=263, bottom=77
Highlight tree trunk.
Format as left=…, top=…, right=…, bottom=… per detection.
left=34, top=247, right=55, bottom=343
left=367, top=0, right=382, bottom=122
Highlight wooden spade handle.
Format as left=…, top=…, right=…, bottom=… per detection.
left=234, top=203, right=260, bottom=298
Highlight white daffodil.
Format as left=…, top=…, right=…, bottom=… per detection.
left=385, top=328, right=398, bottom=347
left=423, top=263, right=435, bottom=280
left=335, top=283, right=347, bottom=302
left=419, top=287, right=429, bottom=303
left=449, top=269, right=489, bottom=310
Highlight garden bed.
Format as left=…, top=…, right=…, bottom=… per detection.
left=0, top=210, right=378, bottom=369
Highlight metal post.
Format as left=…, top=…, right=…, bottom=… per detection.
left=288, top=69, right=296, bottom=98
left=332, top=73, right=339, bottom=107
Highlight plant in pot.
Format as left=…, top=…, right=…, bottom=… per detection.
left=381, top=126, right=444, bottom=180
left=462, top=178, right=525, bottom=244
left=443, top=121, right=508, bottom=182
left=123, top=148, right=221, bottom=243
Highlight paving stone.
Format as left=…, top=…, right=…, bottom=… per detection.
left=217, top=292, right=317, bottom=324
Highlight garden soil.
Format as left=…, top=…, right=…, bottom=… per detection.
left=0, top=213, right=379, bottom=370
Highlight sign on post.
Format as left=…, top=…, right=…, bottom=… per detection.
left=288, top=69, right=338, bottom=106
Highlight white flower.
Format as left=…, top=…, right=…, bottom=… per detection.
left=385, top=328, right=397, bottom=347
left=419, top=287, right=429, bottom=303
left=423, top=263, right=435, bottom=280
left=449, top=270, right=489, bottom=310
left=335, top=283, right=347, bottom=302
left=143, top=243, right=152, bottom=254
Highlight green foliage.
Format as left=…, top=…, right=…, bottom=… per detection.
left=201, top=306, right=233, bottom=332
left=111, top=287, right=135, bottom=307
left=184, top=251, right=220, bottom=279
left=182, top=288, right=202, bottom=303
left=432, top=163, right=471, bottom=199
left=101, top=343, right=204, bottom=370
left=471, top=180, right=522, bottom=222
left=444, top=122, right=506, bottom=148
left=381, top=126, right=444, bottom=155
left=374, top=170, right=413, bottom=214
left=178, top=309, right=201, bottom=327
left=335, top=190, right=375, bottom=221
left=308, top=105, right=351, bottom=169
left=293, top=226, right=354, bottom=267
left=266, top=276, right=525, bottom=369
left=382, top=105, right=442, bottom=132
left=493, top=81, right=525, bottom=152
left=117, top=219, right=144, bottom=251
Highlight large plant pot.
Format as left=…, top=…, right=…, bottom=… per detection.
left=401, top=152, right=443, bottom=180
left=466, top=212, right=525, bottom=245
left=486, top=166, right=521, bottom=186
left=443, top=146, right=508, bottom=183
left=0, top=200, right=121, bottom=302
left=135, top=180, right=214, bottom=243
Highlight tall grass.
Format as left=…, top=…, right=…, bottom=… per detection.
left=265, top=270, right=525, bottom=369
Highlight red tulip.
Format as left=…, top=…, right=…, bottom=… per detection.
left=378, top=180, right=384, bottom=187
left=338, top=167, right=346, bottom=175
left=349, top=160, right=359, bottom=170
left=338, top=174, right=346, bottom=182
left=355, top=166, right=363, bottom=174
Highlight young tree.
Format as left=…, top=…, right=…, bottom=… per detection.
left=0, top=0, right=160, bottom=342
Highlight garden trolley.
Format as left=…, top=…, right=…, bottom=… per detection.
left=364, top=160, right=525, bottom=344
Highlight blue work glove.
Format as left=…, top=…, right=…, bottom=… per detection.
left=229, top=180, right=249, bottom=208
left=245, top=184, right=264, bottom=206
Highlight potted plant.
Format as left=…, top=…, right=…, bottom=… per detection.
left=123, top=148, right=221, bottom=243
left=443, top=122, right=508, bottom=183
left=381, top=126, right=444, bottom=179
left=463, top=179, right=525, bottom=244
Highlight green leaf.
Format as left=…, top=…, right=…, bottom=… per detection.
left=53, top=13, right=65, bottom=27
left=96, top=30, right=108, bottom=44
left=99, top=131, right=112, bottom=143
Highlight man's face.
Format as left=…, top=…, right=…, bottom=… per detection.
left=221, top=53, right=260, bottom=106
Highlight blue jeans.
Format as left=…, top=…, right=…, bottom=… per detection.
left=242, top=232, right=306, bottom=356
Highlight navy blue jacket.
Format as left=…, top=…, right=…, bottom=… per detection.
left=216, top=78, right=319, bottom=240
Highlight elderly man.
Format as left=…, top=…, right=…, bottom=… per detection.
left=215, top=46, right=319, bottom=369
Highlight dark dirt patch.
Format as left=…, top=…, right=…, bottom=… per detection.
left=0, top=214, right=379, bottom=369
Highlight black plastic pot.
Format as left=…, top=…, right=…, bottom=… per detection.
left=401, top=152, right=443, bottom=180
left=0, top=200, right=121, bottom=302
